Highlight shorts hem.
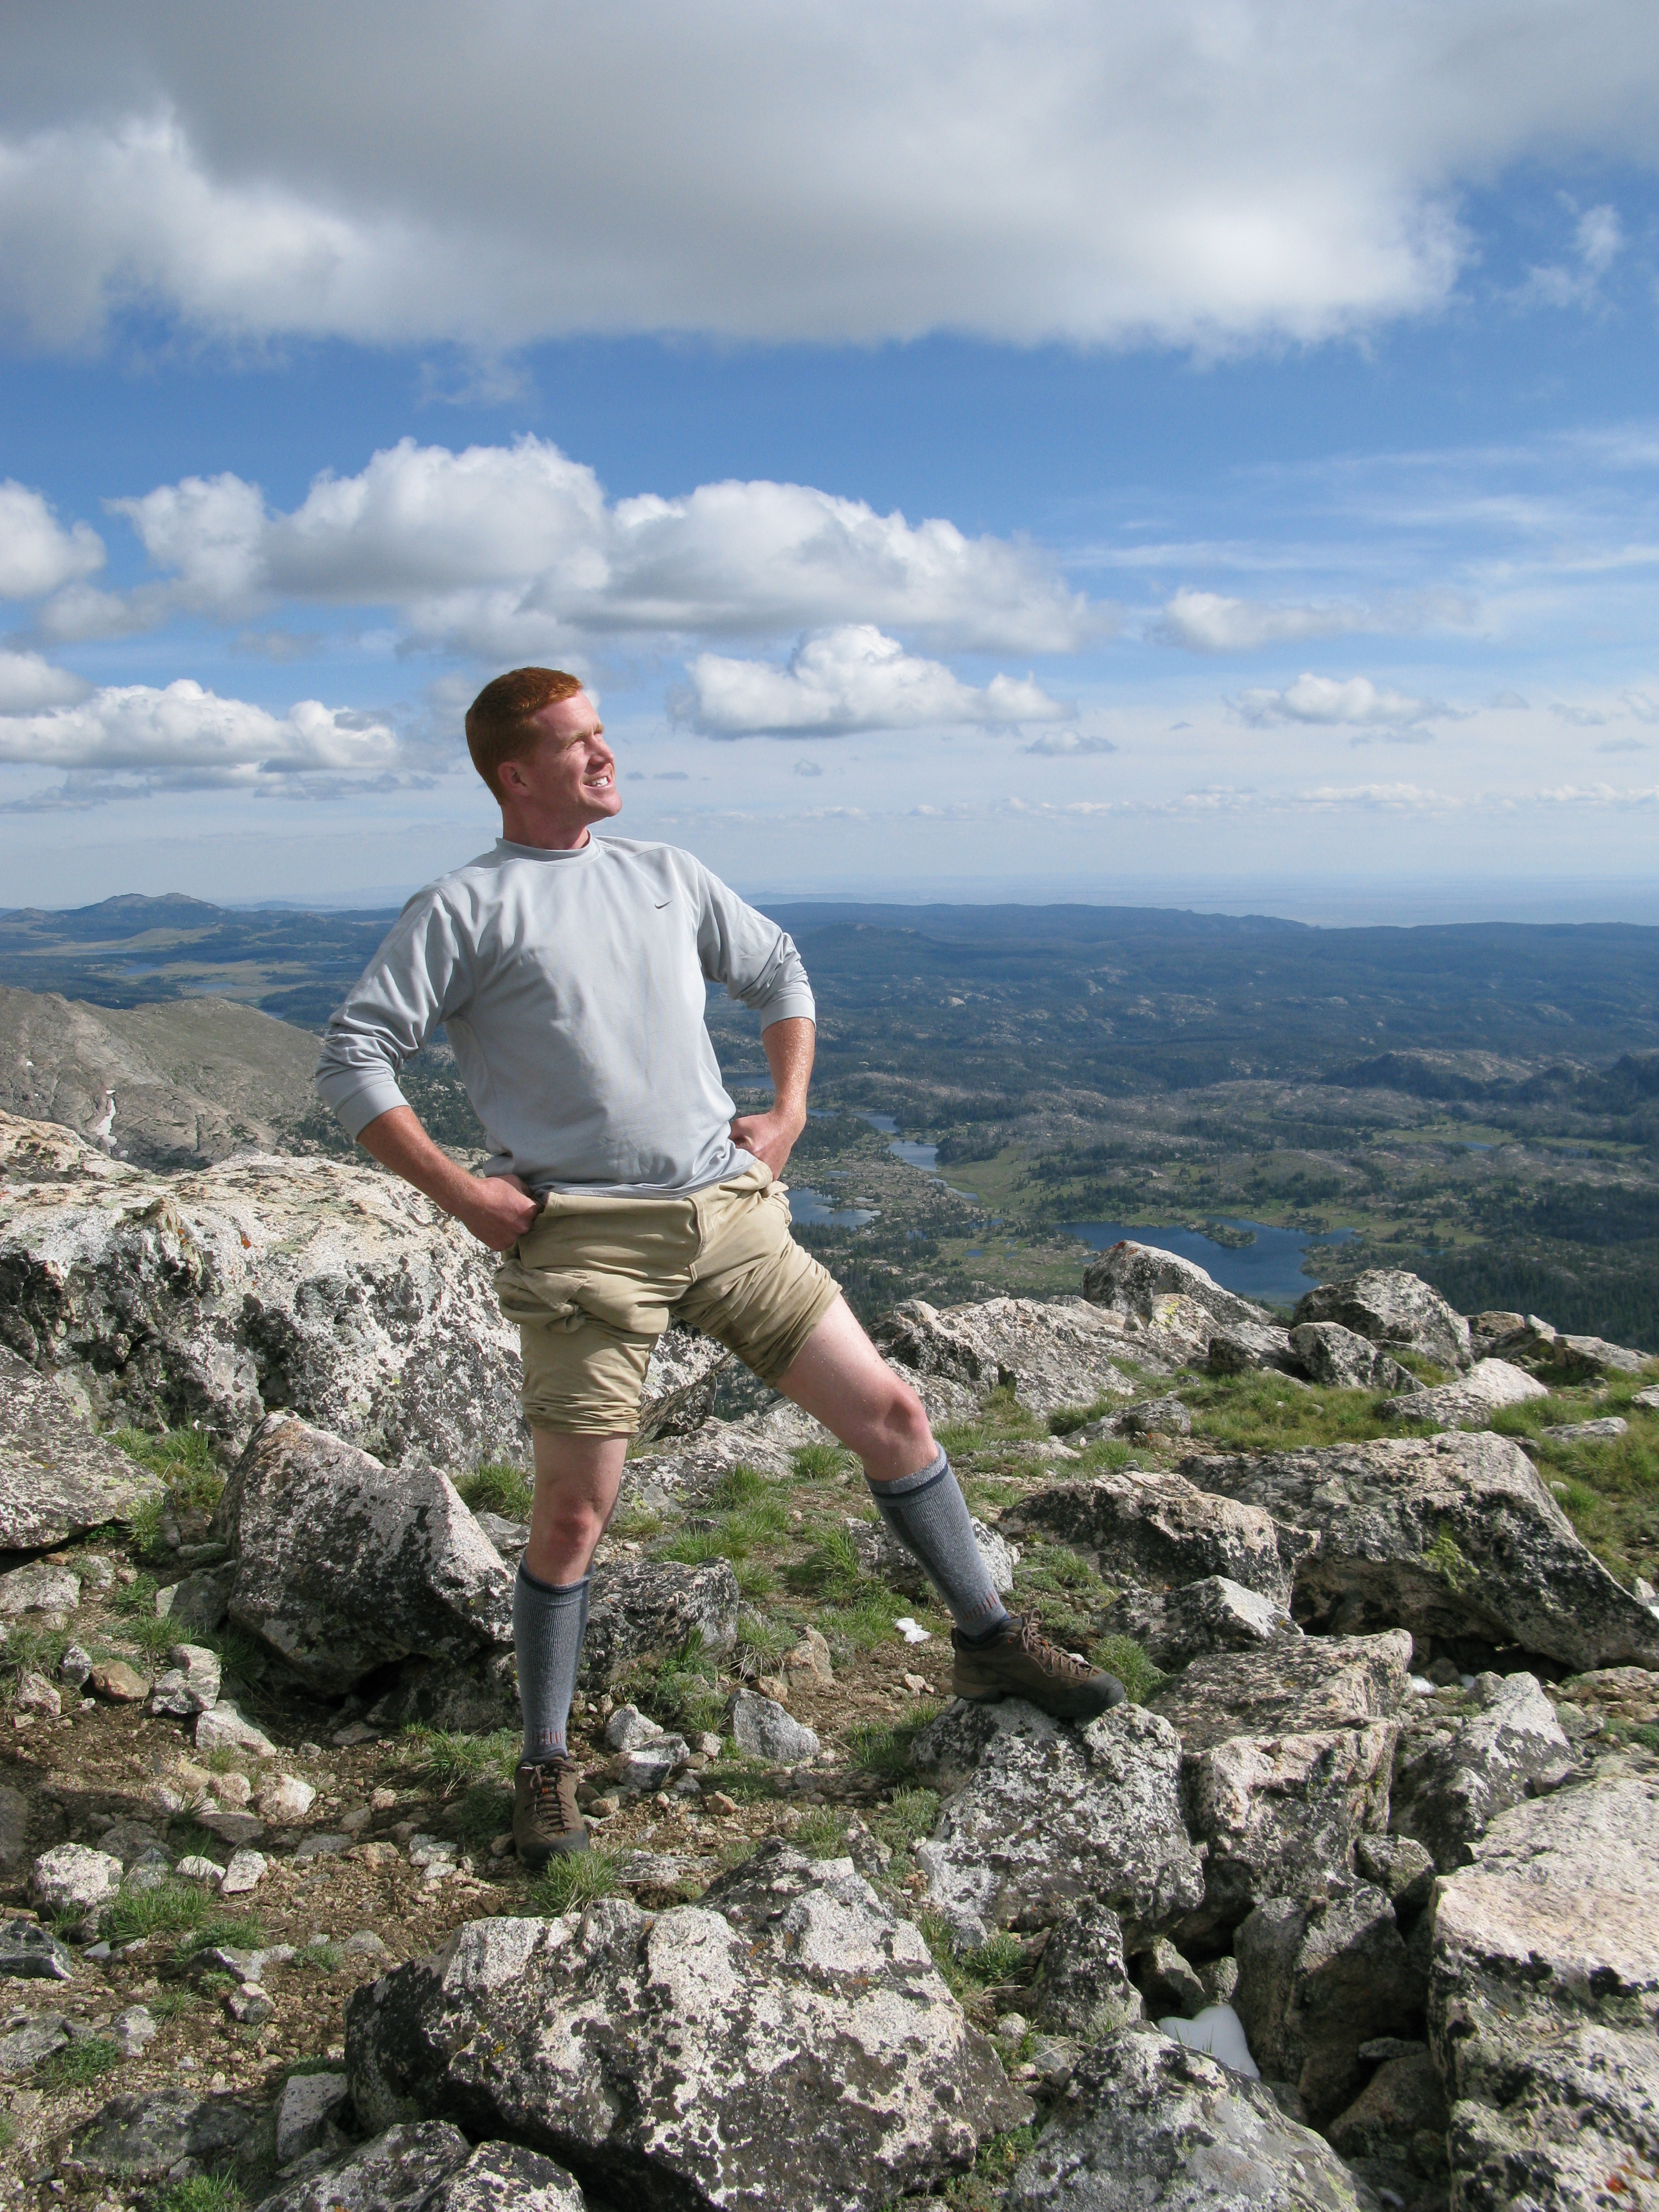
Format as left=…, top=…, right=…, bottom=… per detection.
left=735, top=1269, right=842, bottom=1386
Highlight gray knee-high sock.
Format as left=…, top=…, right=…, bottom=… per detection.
left=868, top=1450, right=1010, bottom=1640
left=513, top=1563, right=591, bottom=1764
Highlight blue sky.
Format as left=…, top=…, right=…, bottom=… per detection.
left=3, top=4, right=1658, bottom=918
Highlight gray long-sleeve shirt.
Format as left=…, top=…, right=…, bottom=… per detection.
left=314, top=834, right=814, bottom=1196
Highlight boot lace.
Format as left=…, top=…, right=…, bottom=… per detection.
left=1010, top=1611, right=1097, bottom=1682
left=526, top=1758, right=579, bottom=1834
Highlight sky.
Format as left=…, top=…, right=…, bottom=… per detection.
left=3, top=2, right=1659, bottom=920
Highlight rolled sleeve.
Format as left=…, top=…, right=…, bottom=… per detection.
left=315, top=1064, right=411, bottom=1140
left=313, top=888, right=473, bottom=1140
left=693, top=864, right=815, bottom=1029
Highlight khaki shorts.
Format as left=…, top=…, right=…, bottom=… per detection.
left=493, top=1161, right=841, bottom=1434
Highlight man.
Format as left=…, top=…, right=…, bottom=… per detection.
left=316, top=667, right=1123, bottom=1865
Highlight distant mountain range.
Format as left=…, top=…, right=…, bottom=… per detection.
left=6, top=894, right=1659, bottom=1085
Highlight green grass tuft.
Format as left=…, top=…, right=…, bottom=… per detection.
left=941, top=2125, right=1039, bottom=2210
left=1011, top=1541, right=1115, bottom=1650
left=100, top=1880, right=220, bottom=1943
left=1091, top=1632, right=1165, bottom=1705
left=661, top=1526, right=734, bottom=1566
left=38, top=2036, right=121, bottom=2088
left=1489, top=1393, right=1659, bottom=1587
left=123, top=1610, right=182, bottom=1656
left=709, top=1463, right=782, bottom=1511
left=735, top=1611, right=796, bottom=1673
left=114, top=1571, right=160, bottom=1615
left=792, top=1806, right=848, bottom=1858
left=916, top=1913, right=1024, bottom=2002
left=733, top=1558, right=776, bottom=1601
left=849, top=1702, right=943, bottom=1778
left=872, top=1786, right=939, bottom=1851
left=298, top=1938, right=345, bottom=1973
left=158, top=2175, right=246, bottom=2212
left=400, top=1725, right=519, bottom=1795
left=1, top=1623, right=71, bottom=1688
left=531, top=1848, right=620, bottom=1916
left=619, top=1636, right=728, bottom=1736
left=790, top=1442, right=854, bottom=1482
left=450, top=1780, right=515, bottom=1846
left=455, top=1460, right=534, bottom=1521
left=1187, top=1373, right=1427, bottom=1455
left=124, top=1493, right=168, bottom=1559
left=173, top=1911, right=267, bottom=1960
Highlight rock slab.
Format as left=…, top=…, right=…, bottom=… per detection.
left=1430, top=1776, right=1659, bottom=2212
left=1100, top=1577, right=1300, bottom=1673
left=1150, top=1634, right=1411, bottom=1936
left=874, top=1294, right=1149, bottom=1416
left=1292, top=1269, right=1472, bottom=1371
left=1006, top=2027, right=1382, bottom=2210
left=1188, top=1428, right=1659, bottom=1670
left=1006, top=1465, right=1307, bottom=1609
left=0, top=1342, right=162, bottom=1548
left=347, top=1867, right=1027, bottom=2212
left=1234, top=1884, right=1426, bottom=2125
left=911, top=1698, right=1205, bottom=1948
left=1390, top=1670, right=1574, bottom=1872
left=215, top=1415, right=513, bottom=1693
left=578, top=1556, right=740, bottom=1689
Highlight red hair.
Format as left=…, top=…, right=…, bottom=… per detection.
left=465, top=667, right=583, bottom=799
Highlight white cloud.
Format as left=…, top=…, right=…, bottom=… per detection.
left=675, top=625, right=1072, bottom=737
left=77, top=437, right=1098, bottom=656
left=1577, top=203, right=1623, bottom=275
left=1151, top=586, right=1473, bottom=652
left=1236, top=674, right=1448, bottom=730
left=0, top=680, right=399, bottom=787
left=0, top=481, right=103, bottom=599
left=1022, top=731, right=1118, bottom=757
left=1298, top=781, right=1453, bottom=811
left=2, top=8, right=1657, bottom=354
left=1515, top=198, right=1625, bottom=309
left=1152, top=589, right=1361, bottom=652
left=0, top=649, right=90, bottom=712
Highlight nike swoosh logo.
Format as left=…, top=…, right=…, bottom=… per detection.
left=655, top=900, right=671, bottom=907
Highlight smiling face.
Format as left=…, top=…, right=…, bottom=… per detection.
left=496, top=688, right=622, bottom=848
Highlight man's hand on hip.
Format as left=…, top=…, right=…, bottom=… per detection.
left=354, top=1103, right=542, bottom=1251
left=735, top=1016, right=815, bottom=1177
left=455, top=1172, right=544, bottom=1251
left=729, top=1106, right=805, bottom=1177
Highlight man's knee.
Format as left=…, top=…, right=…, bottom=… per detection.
left=870, top=1372, right=933, bottom=1457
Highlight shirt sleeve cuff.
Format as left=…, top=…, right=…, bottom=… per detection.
left=316, top=1072, right=410, bottom=1140
left=758, top=987, right=816, bottom=1029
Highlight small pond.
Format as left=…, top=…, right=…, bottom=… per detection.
left=1061, top=1217, right=1358, bottom=1307
left=788, top=1186, right=878, bottom=1229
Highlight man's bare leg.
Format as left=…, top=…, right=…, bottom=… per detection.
left=772, top=1294, right=938, bottom=1479
left=775, top=1295, right=1009, bottom=1638
left=775, top=1296, right=1125, bottom=1717
left=526, top=1430, right=629, bottom=1585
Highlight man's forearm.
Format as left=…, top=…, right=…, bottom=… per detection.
left=355, top=1104, right=540, bottom=1250
left=356, top=1104, right=481, bottom=1209
left=763, top=1016, right=815, bottom=1127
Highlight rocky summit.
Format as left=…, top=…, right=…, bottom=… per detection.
left=0, top=1145, right=1656, bottom=2211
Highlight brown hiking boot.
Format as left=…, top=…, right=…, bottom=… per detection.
left=514, top=1756, right=587, bottom=1865
left=952, top=1613, right=1127, bottom=1722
